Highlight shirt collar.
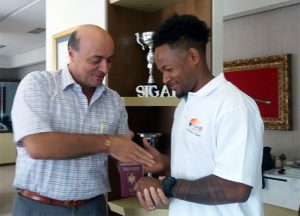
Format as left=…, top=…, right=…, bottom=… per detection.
left=61, top=67, right=76, bottom=90
left=188, top=72, right=226, bottom=97
left=61, top=66, right=107, bottom=95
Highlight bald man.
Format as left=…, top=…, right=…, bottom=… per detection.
left=11, top=24, right=154, bottom=216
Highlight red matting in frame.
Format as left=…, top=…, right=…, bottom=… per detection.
left=224, top=54, right=291, bottom=130
left=224, top=67, right=278, bottom=118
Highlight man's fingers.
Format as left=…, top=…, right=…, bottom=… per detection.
left=129, top=151, right=154, bottom=166
left=158, top=176, right=166, bottom=181
left=137, top=191, right=149, bottom=211
left=143, top=140, right=162, bottom=159
left=157, top=188, right=169, bottom=205
left=136, top=145, right=153, bottom=159
left=114, top=139, right=154, bottom=165
left=149, top=187, right=163, bottom=208
left=143, top=188, right=155, bottom=210
left=127, top=130, right=135, bottom=139
left=133, top=146, right=155, bottom=165
left=143, top=139, right=152, bottom=149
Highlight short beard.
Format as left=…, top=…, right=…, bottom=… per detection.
left=176, top=87, right=189, bottom=98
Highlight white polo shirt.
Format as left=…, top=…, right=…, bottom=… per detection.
left=170, top=73, right=264, bottom=216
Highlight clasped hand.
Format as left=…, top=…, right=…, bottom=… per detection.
left=108, top=135, right=155, bottom=167
left=134, top=176, right=169, bottom=211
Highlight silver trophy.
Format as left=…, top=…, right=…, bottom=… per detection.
left=136, top=133, right=162, bottom=177
left=136, top=133, right=162, bottom=148
left=135, top=31, right=155, bottom=84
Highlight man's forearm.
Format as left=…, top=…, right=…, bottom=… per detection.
left=22, top=132, right=155, bottom=167
left=172, top=175, right=251, bottom=205
left=23, top=132, right=106, bottom=159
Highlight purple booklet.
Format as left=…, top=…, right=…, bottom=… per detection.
left=119, top=163, right=144, bottom=197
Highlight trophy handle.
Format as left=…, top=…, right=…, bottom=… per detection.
left=135, top=33, right=146, bottom=50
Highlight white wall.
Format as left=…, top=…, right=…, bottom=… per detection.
left=0, top=47, right=45, bottom=69
left=0, top=62, right=45, bottom=80
left=0, top=56, right=10, bottom=68
left=10, top=47, right=45, bottom=68
left=223, top=4, right=300, bottom=161
left=212, top=0, right=223, bottom=75
left=224, top=0, right=300, bottom=20
left=45, top=0, right=107, bottom=70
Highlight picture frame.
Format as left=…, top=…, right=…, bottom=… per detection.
left=224, top=54, right=291, bottom=130
left=52, top=26, right=77, bottom=70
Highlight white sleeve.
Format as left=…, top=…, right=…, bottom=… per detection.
left=213, top=106, right=264, bottom=186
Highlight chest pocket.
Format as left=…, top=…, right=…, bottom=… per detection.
left=98, top=120, right=119, bottom=134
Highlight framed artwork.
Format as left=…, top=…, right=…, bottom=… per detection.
left=224, top=54, right=291, bottom=130
left=52, top=26, right=77, bottom=70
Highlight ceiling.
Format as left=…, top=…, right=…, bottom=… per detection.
left=0, top=0, right=177, bottom=60
left=1, top=0, right=297, bottom=60
left=0, top=0, right=45, bottom=57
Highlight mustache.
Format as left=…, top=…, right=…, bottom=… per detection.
left=167, top=82, right=189, bottom=98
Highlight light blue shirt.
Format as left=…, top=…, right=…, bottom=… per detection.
left=11, top=68, right=129, bottom=200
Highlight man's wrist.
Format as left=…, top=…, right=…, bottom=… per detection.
left=103, top=134, right=111, bottom=153
left=162, top=176, right=176, bottom=198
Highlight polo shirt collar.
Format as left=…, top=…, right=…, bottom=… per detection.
left=189, top=72, right=226, bottom=97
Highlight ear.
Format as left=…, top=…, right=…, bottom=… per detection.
left=68, top=46, right=75, bottom=62
left=187, top=48, right=201, bottom=65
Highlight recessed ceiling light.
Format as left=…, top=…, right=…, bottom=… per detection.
left=27, top=27, right=46, bottom=34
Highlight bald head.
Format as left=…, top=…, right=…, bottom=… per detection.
left=67, top=24, right=115, bottom=89
left=68, top=24, right=114, bottom=52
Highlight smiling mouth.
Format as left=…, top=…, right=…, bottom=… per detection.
left=95, top=74, right=105, bottom=79
left=168, top=82, right=177, bottom=91
left=93, top=76, right=104, bottom=84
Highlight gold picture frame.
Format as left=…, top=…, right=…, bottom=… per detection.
left=224, top=54, right=291, bottom=130
left=52, top=26, right=77, bottom=70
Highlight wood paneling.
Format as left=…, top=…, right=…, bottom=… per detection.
left=108, top=0, right=212, bottom=96
left=107, top=0, right=212, bottom=202
left=155, top=0, right=211, bottom=26
left=107, top=4, right=160, bottom=96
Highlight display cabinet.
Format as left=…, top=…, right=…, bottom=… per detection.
left=106, top=0, right=212, bottom=207
left=263, top=168, right=300, bottom=211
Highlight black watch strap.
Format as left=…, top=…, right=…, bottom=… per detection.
left=162, top=176, right=176, bottom=198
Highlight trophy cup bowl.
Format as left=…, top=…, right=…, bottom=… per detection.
left=135, top=31, right=155, bottom=84
left=135, top=32, right=154, bottom=50
left=136, top=133, right=162, bottom=177
left=136, top=132, right=162, bottom=148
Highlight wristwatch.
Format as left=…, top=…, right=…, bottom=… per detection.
left=162, top=176, right=176, bottom=198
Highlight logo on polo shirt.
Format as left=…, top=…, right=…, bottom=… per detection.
left=187, top=118, right=203, bottom=137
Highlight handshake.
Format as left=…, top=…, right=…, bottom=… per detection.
left=114, top=132, right=171, bottom=212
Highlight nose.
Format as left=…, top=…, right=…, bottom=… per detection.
left=162, top=72, right=171, bottom=84
left=98, top=59, right=111, bottom=74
